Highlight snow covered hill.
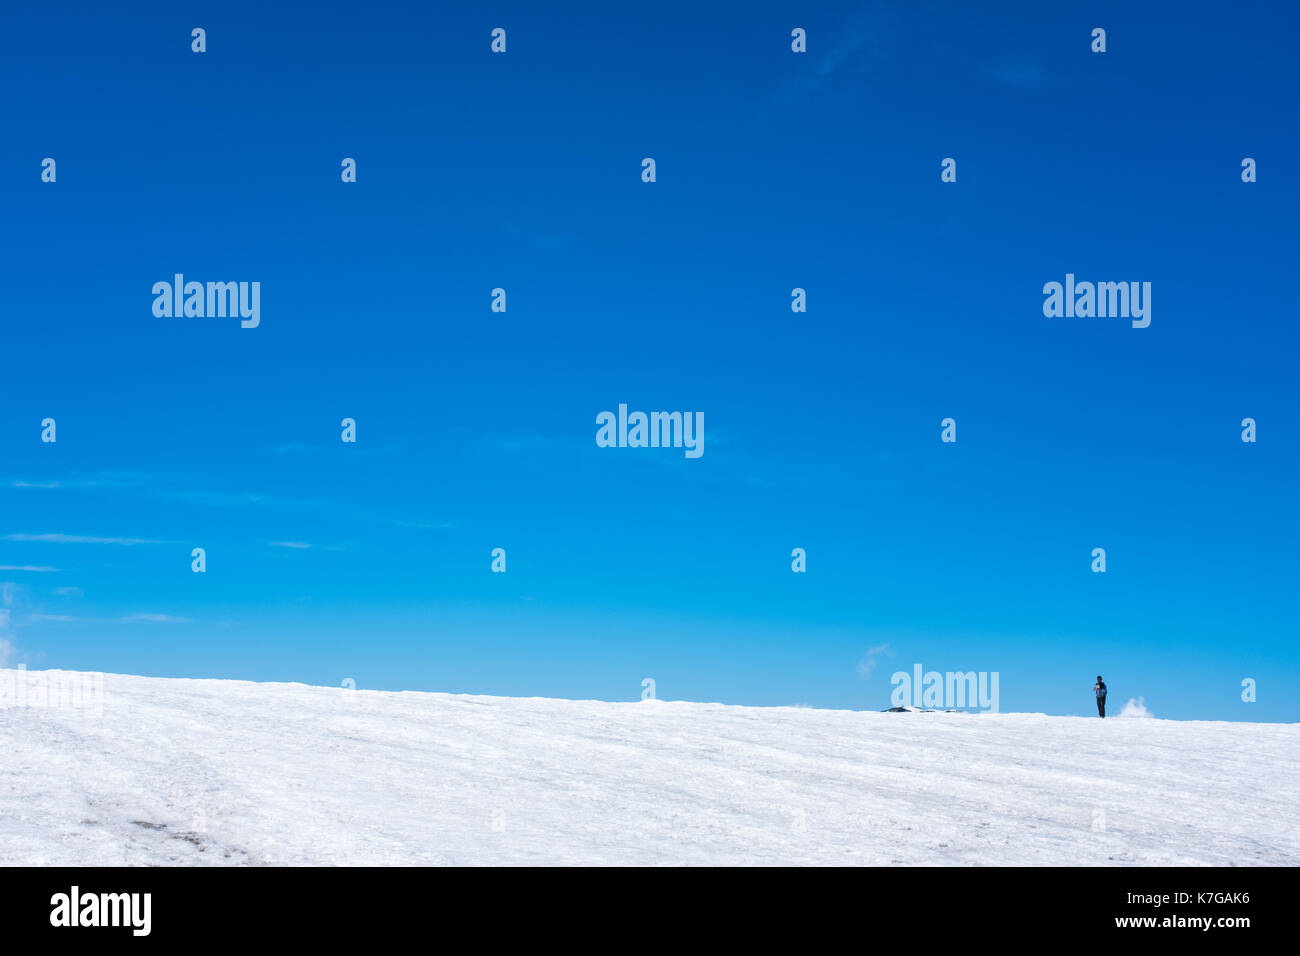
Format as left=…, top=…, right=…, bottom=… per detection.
left=2, top=669, right=1297, bottom=866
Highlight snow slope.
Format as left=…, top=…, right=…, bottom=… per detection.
left=2, top=669, right=1296, bottom=866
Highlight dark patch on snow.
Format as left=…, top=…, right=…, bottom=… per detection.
left=131, top=820, right=207, bottom=852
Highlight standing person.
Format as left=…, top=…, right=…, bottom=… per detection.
left=1093, top=676, right=1107, bottom=718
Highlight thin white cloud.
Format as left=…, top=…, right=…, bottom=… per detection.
left=4, top=533, right=160, bottom=545
left=7, top=475, right=135, bottom=490
left=0, top=565, right=59, bottom=572
left=54, top=586, right=83, bottom=597
left=24, top=611, right=192, bottom=625
left=857, top=643, right=894, bottom=678
left=270, top=541, right=312, bottom=550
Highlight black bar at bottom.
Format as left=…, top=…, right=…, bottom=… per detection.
left=0, top=866, right=1280, bottom=941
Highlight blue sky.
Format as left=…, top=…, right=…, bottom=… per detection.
left=2, top=1, right=1296, bottom=720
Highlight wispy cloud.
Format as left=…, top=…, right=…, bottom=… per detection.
left=24, top=611, right=193, bottom=625
left=270, top=541, right=313, bottom=550
left=857, top=643, right=894, bottom=678
left=0, top=565, right=60, bottom=572
left=6, top=472, right=143, bottom=490
left=54, top=586, right=83, bottom=597
left=6, top=470, right=331, bottom=511
left=774, top=2, right=902, bottom=101
left=8, top=470, right=429, bottom=539
left=4, top=533, right=160, bottom=545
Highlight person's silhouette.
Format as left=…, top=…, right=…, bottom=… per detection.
left=1093, top=676, right=1107, bottom=718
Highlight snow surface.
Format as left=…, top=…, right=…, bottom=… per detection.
left=2, top=669, right=1297, bottom=866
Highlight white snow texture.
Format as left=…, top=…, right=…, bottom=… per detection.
left=2, top=669, right=1296, bottom=866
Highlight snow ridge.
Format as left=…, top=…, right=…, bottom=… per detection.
left=2, top=669, right=1296, bottom=866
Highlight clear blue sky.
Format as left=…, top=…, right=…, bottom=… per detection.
left=2, top=1, right=1296, bottom=721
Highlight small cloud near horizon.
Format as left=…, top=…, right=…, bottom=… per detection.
left=1119, top=697, right=1153, bottom=718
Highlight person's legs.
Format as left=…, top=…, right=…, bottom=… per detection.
left=1097, top=697, right=1106, bottom=718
